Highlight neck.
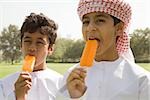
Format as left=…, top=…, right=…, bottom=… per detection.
left=95, top=47, right=119, bottom=62
left=33, top=62, right=47, bottom=72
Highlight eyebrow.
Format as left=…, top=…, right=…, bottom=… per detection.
left=82, top=16, right=89, bottom=21
left=24, top=36, right=46, bottom=42
left=95, top=14, right=110, bottom=19
left=23, top=36, right=31, bottom=40
left=37, top=38, right=47, bottom=44
left=82, top=13, right=110, bottom=20
left=37, top=38, right=45, bottom=41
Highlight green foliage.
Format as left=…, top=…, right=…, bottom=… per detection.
left=0, top=25, right=22, bottom=64
left=48, top=38, right=85, bottom=62
left=48, top=38, right=74, bottom=61
left=130, top=28, right=150, bottom=62
left=63, top=39, right=85, bottom=61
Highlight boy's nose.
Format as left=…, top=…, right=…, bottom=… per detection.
left=87, top=22, right=97, bottom=34
left=28, top=47, right=36, bottom=55
left=29, top=47, right=36, bottom=51
left=28, top=43, right=36, bottom=52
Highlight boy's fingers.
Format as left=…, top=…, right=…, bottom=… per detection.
left=67, top=69, right=87, bottom=84
left=70, top=79, right=86, bottom=89
left=15, top=79, right=32, bottom=89
left=70, top=79, right=82, bottom=86
left=72, top=68, right=87, bottom=80
left=67, top=71, right=81, bottom=83
left=24, top=83, right=32, bottom=93
left=72, top=68, right=87, bottom=74
left=79, top=71, right=87, bottom=79
left=15, top=72, right=32, bottom=91
left=17, top=72, right=32, bottom=82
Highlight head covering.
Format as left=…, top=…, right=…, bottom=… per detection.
left=77, top=0, right=134, bottom=62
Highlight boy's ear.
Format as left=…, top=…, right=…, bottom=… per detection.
left=115, top=22, right=124, bottom=37
left=48, top=45, right=54, bottom=56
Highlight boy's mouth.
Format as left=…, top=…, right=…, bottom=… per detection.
left=88, top=37, right=101, bottom=49
left=88, top=37, right=100, bottom=42
left=27, top=54, right=36, bottom=57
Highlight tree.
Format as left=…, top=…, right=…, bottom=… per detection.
left=48, top=38, right=74, bottom=62
left=0, top=24, right=22, bottom=64
left=130, top=28, right=150, bottom=62
left=63, top=39, right=85, bottom=62
left=47, top=38, right=85, bottom=63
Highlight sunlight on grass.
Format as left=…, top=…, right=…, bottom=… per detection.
left=137, top=63, right=150, bottom=71
left=0, top=63, right=149, bottom=78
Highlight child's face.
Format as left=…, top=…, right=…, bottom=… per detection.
left=21, top=31, right=52, bottom=69
left=82, top=12, right=122, bottom=60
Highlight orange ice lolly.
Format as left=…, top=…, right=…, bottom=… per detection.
left=22, top=55, right=35, bottom=72
left=80, top=40, right=98, bottom=67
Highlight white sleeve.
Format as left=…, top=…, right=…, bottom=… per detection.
left=6, top=91, right=16, bottom=100
left=58, top=82, right=87, bottom=100
left=58, top=64, right=87, bottom=99
left=58, top=69, right=72, bottom=98
left=0, top=80, right=5, bottom=100
left=139, top=74, right=150, bottom=100
left=0, top=80, right=16, bottom=100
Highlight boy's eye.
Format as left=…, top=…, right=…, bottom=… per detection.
left=37, top=42, right=43, bottom=44
left=37, top=41, right=45, bottom=45
left=82, top=20, right=89, bottom=25
left=96, top=19, right=105, bottom=23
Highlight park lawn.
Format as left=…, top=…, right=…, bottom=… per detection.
left=0, top=63, right=149, bottom=78
left=47, top=63, right=75, bottom=74
left=137, top=63, right=150, bottom=71
left=0, top=63, right=21, bottom=78
left=0, top=63, right=75, bottom=78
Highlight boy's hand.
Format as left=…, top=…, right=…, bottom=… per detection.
left=67, top=68, right=87, bottom=98
left=14, top=72, right=32, bottom=100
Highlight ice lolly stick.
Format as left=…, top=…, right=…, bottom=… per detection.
left=80, top=40, right=98, bottom=67
left=22, top=55, right=35, bottom=72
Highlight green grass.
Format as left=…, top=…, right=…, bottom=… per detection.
left=0, top=63, right=74, bottom=78
left=0, top=63, right=21, bottom=78
left=47, top=63, right=75, bottom=74
left=0, top=63, right=149, bottom=78
left=137, top=63, right=150, bottom=71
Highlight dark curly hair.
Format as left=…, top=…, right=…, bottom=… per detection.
left=20, top=13, right=58, bottom=47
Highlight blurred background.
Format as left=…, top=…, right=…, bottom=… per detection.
left=0, top=0, right=150, bottom=78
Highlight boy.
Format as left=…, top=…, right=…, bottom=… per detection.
left=64, top=0, right=150, bottom=100
left=0, top=13, right=62, bottom=100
